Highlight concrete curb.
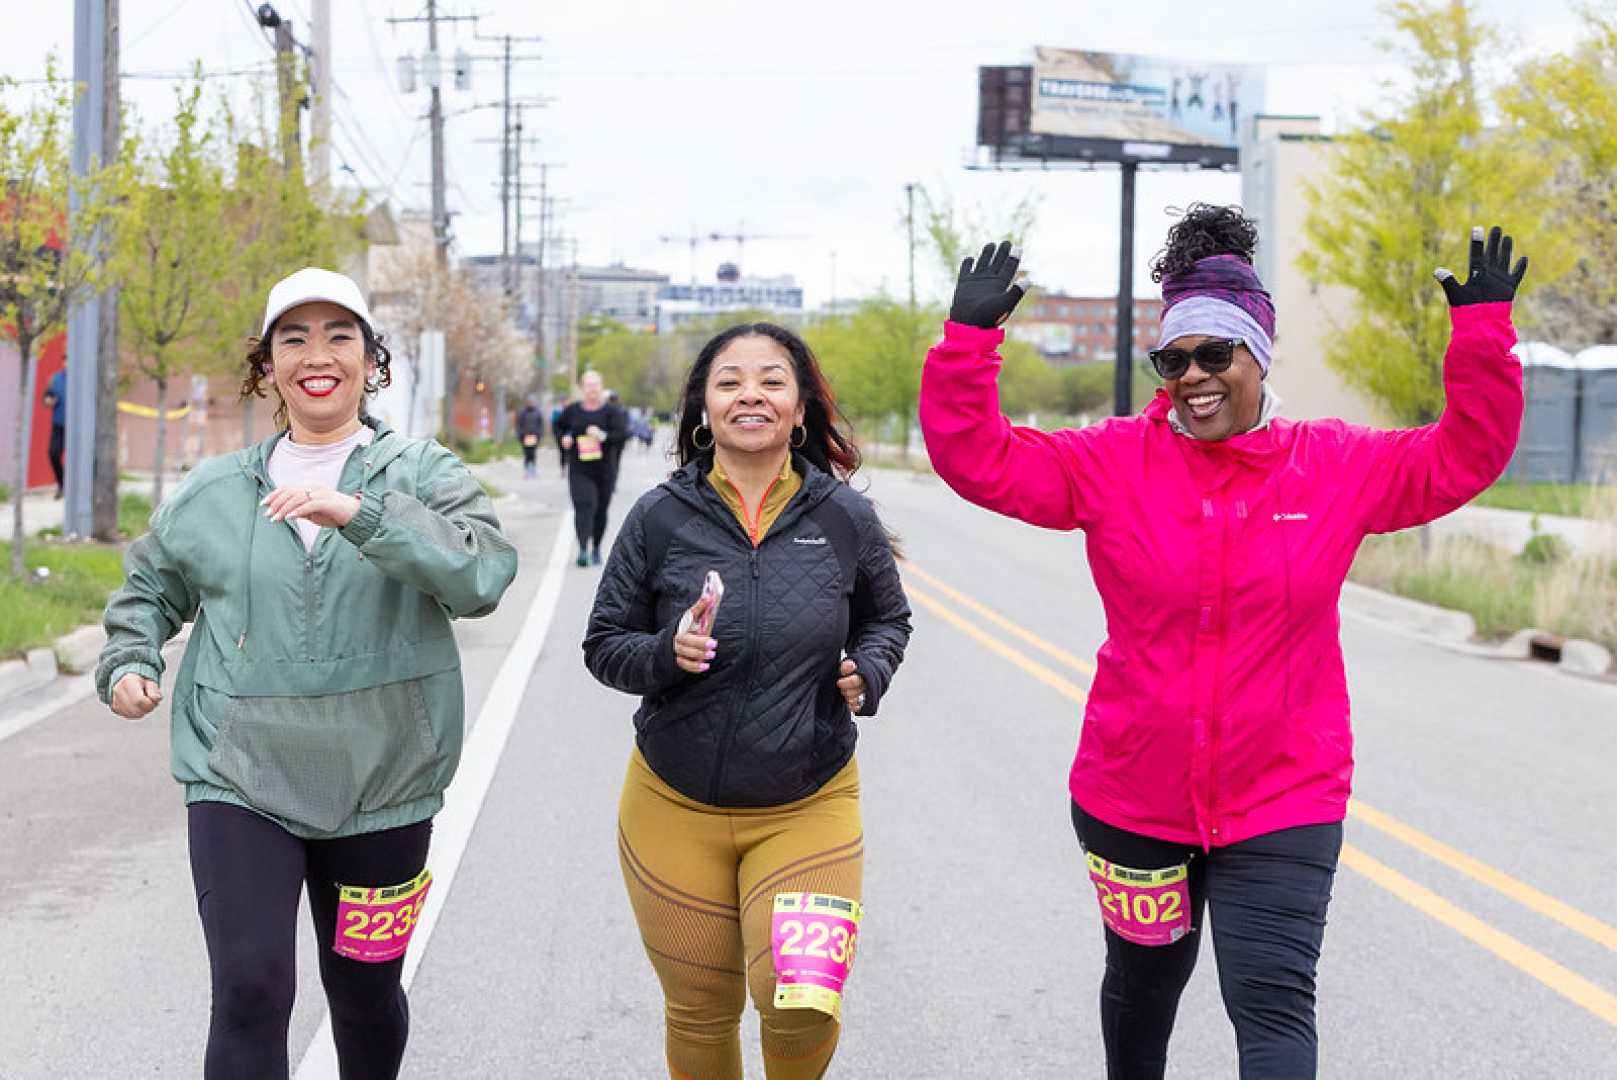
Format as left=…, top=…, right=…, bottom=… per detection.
left=1339, top=582, right=1476, bottom=644
left=0, top=647, right=60, bottom=704
left=1340, top=584, right=1616, bottom=678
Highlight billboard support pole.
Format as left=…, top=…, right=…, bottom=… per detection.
left=1113, top=160, right=1137, bottom=417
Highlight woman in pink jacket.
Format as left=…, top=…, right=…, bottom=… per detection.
left=918, top=205, right=1527, bottom=1079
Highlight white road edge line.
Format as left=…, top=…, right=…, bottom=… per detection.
left=295, top=510, right=575, bottom=1080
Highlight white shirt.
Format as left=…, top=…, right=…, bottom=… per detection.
left=267, top=426, right=375, bottom=552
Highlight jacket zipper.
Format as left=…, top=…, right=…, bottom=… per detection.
left=707, top=543, right=761, bottom=804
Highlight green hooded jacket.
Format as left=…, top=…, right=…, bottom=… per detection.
left=96, top=417, right=518, bottom=838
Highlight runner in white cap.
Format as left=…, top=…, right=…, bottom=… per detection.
left=97, top=267, right=518, bottom=1078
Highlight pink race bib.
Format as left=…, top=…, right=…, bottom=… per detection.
left=771, top=892, right=863, bottom=1020
left=332, top=868, right=432, bottom=964
left=577, top=435, right=603, bottom=461
left=1086, top=853, right=1191, bottom=947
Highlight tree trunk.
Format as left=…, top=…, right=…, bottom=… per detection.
left=92, top=291, right=121, bottom=539
left=11, top=339, right=39, bottom=578
left=153, top=372, right=168, bottom=506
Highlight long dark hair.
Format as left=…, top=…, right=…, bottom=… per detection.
left=239, top=318, right=393, bottom=430
left=675, top=323, right=862, bottom=481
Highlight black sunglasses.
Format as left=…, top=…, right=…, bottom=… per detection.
left=1148, top=338, right=1244, bottom=381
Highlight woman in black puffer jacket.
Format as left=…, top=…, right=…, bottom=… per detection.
left=584, top=322, right=911, bottom=1080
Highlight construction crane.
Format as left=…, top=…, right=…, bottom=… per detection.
left=659, top=224, right=808, bottom=283
left=707, top=223, right=807, bottom=280
left=657, top=229, right=711, bottom=285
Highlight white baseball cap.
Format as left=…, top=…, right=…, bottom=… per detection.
left=261, top=267, right=373, bottom=337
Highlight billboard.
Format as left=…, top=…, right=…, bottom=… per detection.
left=977, top=49, right=1266, bottom=167
left=1031, top=48, right=1264, bottom=150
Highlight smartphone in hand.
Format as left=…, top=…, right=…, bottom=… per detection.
left=695, top=570, right=724, bottom=635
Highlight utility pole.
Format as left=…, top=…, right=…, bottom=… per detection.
left=389, top=3, right=476, bottom=267
left=905, top=182, right=918, bottom=313
left=66, top=0, right=108, bottom=538
left=310, top=0, right=331, bottom=191
left=271, top=15, right=299, bottom=170
left=90, top=0, right=119, bottom=540
left=565, top=238, right=580, bottom=391
left=390, top=4, right=477, bottom=435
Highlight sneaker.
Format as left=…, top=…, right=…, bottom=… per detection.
left=576, top=551, right=590, bottom=567
left=590, top=548, right=602, bottom=565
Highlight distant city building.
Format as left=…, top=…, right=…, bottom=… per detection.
left=656, top=273, right=805, bottom=333
left=1011, top=292, right=1163, bottom=366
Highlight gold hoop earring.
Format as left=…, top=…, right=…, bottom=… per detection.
left=692, top=424, right=714, bottom=450
left=791, top=425, right=807, bottom=448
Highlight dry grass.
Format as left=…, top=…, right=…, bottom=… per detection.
left=1351, top=493, right=1617, bottom=652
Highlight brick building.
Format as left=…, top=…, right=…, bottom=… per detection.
left=1011, top=291, right=1164, bottom=366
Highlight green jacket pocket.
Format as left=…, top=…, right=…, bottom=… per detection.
left=203, top=679, right=440, bottom=834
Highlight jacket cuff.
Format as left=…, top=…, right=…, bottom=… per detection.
left=339, top=489, right=387, bottom=548
left=848, top=651, right=885, bottom=716
left=1449, top=301, right=1514, bottom=331
left=99, top=660, right=161, bottom=705
left=943, top=320, right=1007, bottom=347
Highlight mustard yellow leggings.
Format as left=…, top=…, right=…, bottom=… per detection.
left=617, top=748, right=864, bottom=1080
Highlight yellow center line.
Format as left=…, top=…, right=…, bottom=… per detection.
left=904, top=561, right=1097, bottom=675
left=1340, top=846, right=1617, bottom=1026
left=906, top=560, right=1617, bottom=1027
left=1349, top=798, right=1617, bottom=954
left=905, top=583, right=1088, bottom=704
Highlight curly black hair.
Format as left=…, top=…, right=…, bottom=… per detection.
left=1149, top=203, right=1260, bottom=283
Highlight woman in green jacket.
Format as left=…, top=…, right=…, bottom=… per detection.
left=96, top=268, right=518, bottom=1079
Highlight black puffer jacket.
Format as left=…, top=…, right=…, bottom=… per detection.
left=584, top=456, right=912, bottom=807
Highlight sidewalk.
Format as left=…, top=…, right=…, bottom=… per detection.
left=7, top=474, right=181, bottom=538
left=1428, top=504, right=1617, bottom=556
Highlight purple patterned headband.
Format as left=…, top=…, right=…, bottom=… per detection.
left=1160, top=254, right=1275, bottom=340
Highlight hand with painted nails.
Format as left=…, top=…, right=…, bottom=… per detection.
left=836, top=657, right=867, bottom=714
left=673, top=594, right=719, bottom=674
left=261, top=484, right=361, bottom=528
left=1434, top=225, right=1529, bottom=307
left=950, top=240, right=1027, bottom=329
left=110, top=672, right=163, bottom=721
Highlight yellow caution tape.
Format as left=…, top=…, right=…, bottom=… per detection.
left=116, top=400, right=192, bottom=420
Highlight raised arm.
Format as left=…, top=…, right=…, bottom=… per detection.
left=1360, top=226, right=1528, bottom=535
left=919, top=241, right=1117, bottom=531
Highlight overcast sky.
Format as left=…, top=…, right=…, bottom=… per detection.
left=1, top=0, right=1590, bottom=308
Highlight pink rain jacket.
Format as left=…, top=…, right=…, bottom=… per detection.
left=919, top=304, right=1522, bottom=849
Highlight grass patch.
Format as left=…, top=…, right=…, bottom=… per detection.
left=446, top=434, right=522, bottom=465
left=1472, top=482, right=1612, bottom=518
left=1351, top=530, right=1617, bottom=652
left=0, top=539, right=126, bottom=659
left=34, top=493, right=154, bottom=541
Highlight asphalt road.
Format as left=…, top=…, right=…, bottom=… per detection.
left=3, top=442, right=1615, bottom=1078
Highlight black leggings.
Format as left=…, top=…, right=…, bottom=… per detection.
left=568, top=464, right=614, bottom=550
left=187, top=802, right=432, bottom=1080
left=1071, top=801, right=1343, bottom=1080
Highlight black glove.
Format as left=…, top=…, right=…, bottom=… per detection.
left=1434, top=225, right=1528, bottom=307
left=950, top=241, right=1026, bottom=328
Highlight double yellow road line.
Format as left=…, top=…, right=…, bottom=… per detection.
left=900, top=561, right=1617, bottom=1028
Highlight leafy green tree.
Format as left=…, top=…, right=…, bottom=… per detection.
left=110, top=82, right=235, bottom=505
left=806, top=297, right=936, bottom=454
left=1499, top=8, right=1617, bottom=347
left=1, top=65, right=114, bottom=577
left=1299, top=0, right=1565, bottom=424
